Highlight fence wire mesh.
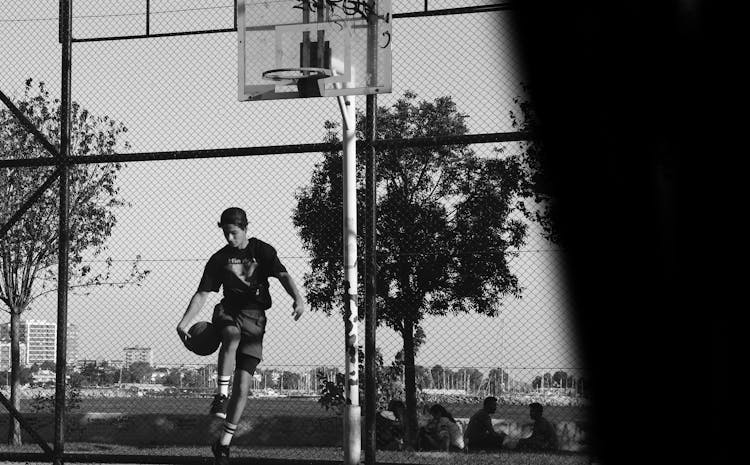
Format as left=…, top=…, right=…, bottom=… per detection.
left=1, top=0, right=591, bottom=462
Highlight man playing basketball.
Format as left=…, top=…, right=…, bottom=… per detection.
left=176, top=207, right=306, bottom=464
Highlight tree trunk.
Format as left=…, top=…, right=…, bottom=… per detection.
left=8, top=309, right=22, bottom=445
left=402, top=317, right=418, bottom=450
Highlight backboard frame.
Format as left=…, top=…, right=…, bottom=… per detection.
left=237, top=0, right=392, bottom=101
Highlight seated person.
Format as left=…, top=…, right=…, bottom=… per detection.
left=417, top=404, right=464, bottom=452
left=516, top=402, right=558, bottom=452
left=376, top=399, right=406, bottom=450
left=464, top=396, right=506, bottom=451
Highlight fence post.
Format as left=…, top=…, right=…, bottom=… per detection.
left=54, top=1, right=73, bottom=464
left=364, top=92, right=378, bottom=465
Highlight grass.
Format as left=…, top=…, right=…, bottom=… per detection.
left=1, top=442, right=592, bottom=465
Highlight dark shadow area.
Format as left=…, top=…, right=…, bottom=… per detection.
left=512, top=1, right=724, bottom=464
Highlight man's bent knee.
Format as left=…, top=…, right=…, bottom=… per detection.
left=221, top=326, right=241, bottom=344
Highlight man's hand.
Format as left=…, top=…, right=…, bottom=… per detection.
left=292, top=298, right=306, bottom=321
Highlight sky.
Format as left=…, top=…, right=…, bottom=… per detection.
left=1, top=0, right=584, bottom=383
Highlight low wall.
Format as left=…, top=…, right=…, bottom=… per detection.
left=0, top=413, right=338, bottom=447
left=0, top=413, right=589, bottom=451
left=466, top=418, right=590, bottom=452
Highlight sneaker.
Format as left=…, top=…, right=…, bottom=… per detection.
left=211, top=440, right=230, bottom=465
left=210, top=394, right=228, bottom=419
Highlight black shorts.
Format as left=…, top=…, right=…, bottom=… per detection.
left=212, top=303, right=267, bottom=360
left=236, top=353, right=260, bottom=374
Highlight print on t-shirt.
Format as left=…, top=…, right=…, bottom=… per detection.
left=198, top=238, right=287, bottom=311
left=227, top=257, right=259, bottom=287
left=222, top=255, right=266, bottom=304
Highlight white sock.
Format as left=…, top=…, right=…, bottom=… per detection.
left=218, top=376, right=231, bottom=397
left=219, top=421, right=237, bottom=446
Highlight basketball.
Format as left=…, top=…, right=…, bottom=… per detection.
left=185, top=321, right=220, bottom=356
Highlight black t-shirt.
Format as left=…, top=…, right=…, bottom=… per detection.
left=197, top=238, right=287, bottom=311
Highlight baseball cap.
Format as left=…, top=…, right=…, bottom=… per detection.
left=218, top=207, right=248, bottom=228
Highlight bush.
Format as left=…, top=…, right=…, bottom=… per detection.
left=317, top=346, right=426, bottom=414
left=29, top=386, right=82, bottom=414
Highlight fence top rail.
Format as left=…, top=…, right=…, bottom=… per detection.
left=70, top=2, right=517, bottom=43
left=0, top=132, right=534, bottom=168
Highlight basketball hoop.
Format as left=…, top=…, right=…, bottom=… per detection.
left=262, top=67, right=332, bottom=98
left=261, top=67, right=332, bottom=82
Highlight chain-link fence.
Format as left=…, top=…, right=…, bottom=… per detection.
left=1, top=1, right=591, bottom=463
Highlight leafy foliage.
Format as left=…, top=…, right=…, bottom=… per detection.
left=509, top=84, right=558, bottom=243
left=294, top=91, right=536, bottom=445
left=28, top=386, right=82, bottom=414
left=293, top=91, right=529, bottom=326
left=127, top=362, right=153, bottom=384
left=317, top=345, right=425, bottom=415
left=317, top=371, right=346, bottom=414
left=1, top=79, right=149, bottom=314
left=1, top=78, right=147, bottom=445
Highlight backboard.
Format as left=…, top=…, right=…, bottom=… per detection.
left=237, top=0, right=392, bottom=101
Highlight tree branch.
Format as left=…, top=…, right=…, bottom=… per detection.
left=409, top=154, right=432, bottom=205
left=425, top=167, right=445, bottom=201
left=31, top=279, right=145, bottom=301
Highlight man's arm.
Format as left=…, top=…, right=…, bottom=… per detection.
left=534, top=418, right=558, bottom=449
left=482, top=412, right=503, bottom=438
left=276, top=271, right=306, bottom=320
left=176, top=291, right=212, bottom=342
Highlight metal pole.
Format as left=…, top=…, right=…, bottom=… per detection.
left=0, top=392, right=54, bottom=456
left=0, top=169, right=62, bottom=237
left=54, top=1, right=72, bottom=464
left=340, top=92, right=360, bottom=465
left=364, top=1, right=379, bottom=462
left=364, top=93, right=377, bottom=465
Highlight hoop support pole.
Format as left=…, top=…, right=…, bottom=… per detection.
left=341, top=91, right=360, bottom=465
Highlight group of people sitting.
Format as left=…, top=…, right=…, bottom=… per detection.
left=377, top=396, right=558, bottom=453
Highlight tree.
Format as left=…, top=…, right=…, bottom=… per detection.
left=509, top=84, right=559, bottom=244
left=543, top=372, right=553, bottom=389
left=318, top=346, right=418, bottom=415
left=430, top=365, right=445, bottom=390
left=532, top=372, right=554, bottom=390
left=38, top=360, right=56, bottom=372
left=127, top=362, right=153, bottom=384
left=487, top=367, right=510, bottom=395
left=101, top=366, right=121, bottom=385
left=162, top=368, right=183, bottom=387
left=0, top=79, right=148, bottom=444
left=455, top=367, right=484, bottom=394
left=80, top=362, right=103, bottom=385
left=281, top=371, right=301, bottom=391
left=414, top=365, right=431, bottom=390
left=552, top=370, right=571, bottom=389
left=293, top=92, right=532, bottom=447
left=182, top=369, right=204, bottom=388
left=68, top=371, right=84, bottom=388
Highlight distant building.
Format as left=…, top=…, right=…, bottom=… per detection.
left=0, top=341, right=26, bottom=371
left=106, top=359, right=126, bottom=369
left=124, top=346, right=153, bottom=367
left=77, top=359, right=99, bottom=370
left=66, top=324, right=79, bottom=365
left=24, top=320, right=56, bottom=365
left=0, top=320, right=79, bottom=366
